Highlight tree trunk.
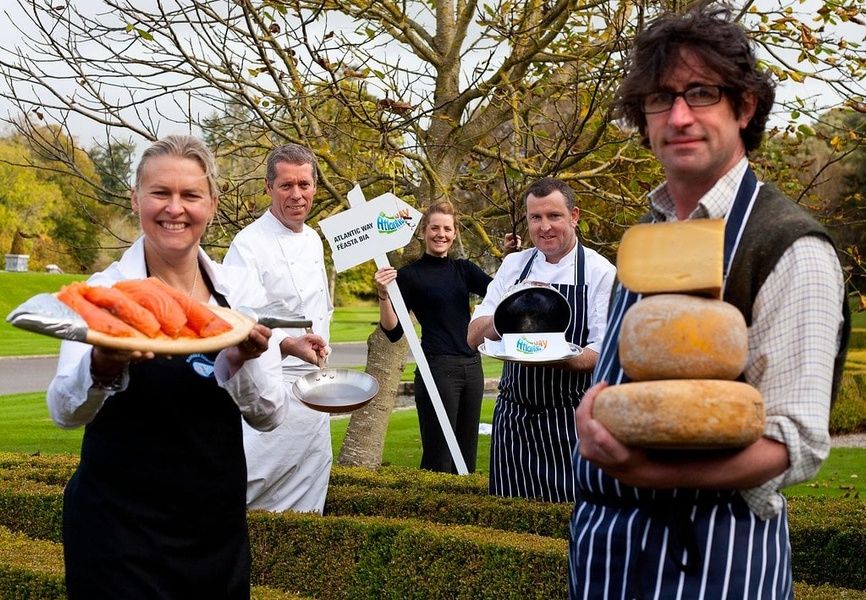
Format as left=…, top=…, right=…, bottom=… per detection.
left=337, top=325, right=409, bottom=468
left=9, top=229, right=35, bottom=255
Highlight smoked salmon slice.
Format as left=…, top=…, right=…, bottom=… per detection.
left=114, top=278, right=187, bottom=338
left=82, top=285, right=162, bottom=338
left=57, top=283, right=145, bottom=338
left=146, top=278, right=233, bottom=338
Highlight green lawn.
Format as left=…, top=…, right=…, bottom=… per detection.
left=0, top=272, right=87, bottom=357
left=329, top=398, right=496, bottom=475
left=1, top=391, right=863, bottom=498
left=2, top=270, right=863, bottom=497
left=0, top=391, right=495, bottom=473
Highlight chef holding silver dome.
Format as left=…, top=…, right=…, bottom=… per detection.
left=467, top=177, right=615, bottom=503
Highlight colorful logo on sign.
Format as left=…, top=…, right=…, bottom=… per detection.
left=376, top=209, right=414, bottom=234
left=515, top=337, right=548, bottom=355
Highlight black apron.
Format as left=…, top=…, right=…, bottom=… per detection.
left=489, top=244, right=591, bottom=503
left=569, top=168, right=793, bottom=599
left=63, top=281, right=251, bottom=600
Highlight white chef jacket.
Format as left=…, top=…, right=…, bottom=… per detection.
left=47, top=237, right=288, bottom=432
left=225, top=211, right=333, bottom=365
left=224, top=209, right=333, bottom=513
left=471, top=242, right=616, bottom=354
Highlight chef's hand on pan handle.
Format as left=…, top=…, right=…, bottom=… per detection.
left=280, top=332, right=327, bottom=367
left=90, top=346, right=155, bottom=389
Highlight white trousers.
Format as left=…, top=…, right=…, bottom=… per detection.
left=244, top=368, right=332, bottom=513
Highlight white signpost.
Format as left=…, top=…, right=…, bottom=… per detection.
left=319, top=185, right=469, bottom=475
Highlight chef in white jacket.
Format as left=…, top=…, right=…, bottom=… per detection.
left=224, top=143, right=334, bottom=513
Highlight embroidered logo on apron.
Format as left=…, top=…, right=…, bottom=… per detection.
left=187, top=353, right=216, bottom=378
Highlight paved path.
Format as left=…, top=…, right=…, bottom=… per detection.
left=0, top=342, right=377, bottom=395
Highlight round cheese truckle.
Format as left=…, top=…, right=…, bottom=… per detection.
left=593, top=379, right=765, bottom=448
left=619, top=294, right=748, bottom=381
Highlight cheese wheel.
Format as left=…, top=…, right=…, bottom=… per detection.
left=617, top=219, right=724, bottom=297
left=619, top=294, right=748, bottom=381
left=593, top=380, right=764, bottom=448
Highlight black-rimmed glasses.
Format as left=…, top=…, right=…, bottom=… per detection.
left=642, top=85, right=727, bottom=114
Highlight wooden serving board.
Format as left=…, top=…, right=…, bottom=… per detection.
left=84, top=305, right=255, bottom=354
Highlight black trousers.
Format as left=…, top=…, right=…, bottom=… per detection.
left=414, top=353, right=485, bottom=473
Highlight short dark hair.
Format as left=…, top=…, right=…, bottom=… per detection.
left=614, top=2, right=775, bottom=153
left=265, top=143, right=319, bottom=185
left=523, top=177, right=576, bottom=210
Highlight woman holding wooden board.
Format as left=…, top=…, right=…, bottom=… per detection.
left=47, top=135, right=324, bottom=599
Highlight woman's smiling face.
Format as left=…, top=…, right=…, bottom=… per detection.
left=423, top=212, right=456, bottom=257
left=131, top=155, right=216, bottom=258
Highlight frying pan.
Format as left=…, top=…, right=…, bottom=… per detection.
left=292, top=369, right=380, bottom=414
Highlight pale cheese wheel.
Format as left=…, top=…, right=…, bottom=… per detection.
left=619, top=294, right=748, bottom=381
left=617, top=219, right=724, bottom=297
left=593, top=380, right=764, bottom=448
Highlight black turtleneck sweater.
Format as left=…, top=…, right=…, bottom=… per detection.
left=383, top=253, right=492, bottom=357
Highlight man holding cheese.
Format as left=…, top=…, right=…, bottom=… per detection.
left=467, top=177, right=616, bottom=503
left=568, top=4, right=849, bottom=599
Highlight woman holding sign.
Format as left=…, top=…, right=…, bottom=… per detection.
left=374, top=202, right=493, bottom=473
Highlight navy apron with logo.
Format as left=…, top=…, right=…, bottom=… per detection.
left=490, top=244, right=591, bottom=503
left=568, top=168, right=793, bottom=599
left=63, top=279, right=251, bottom=600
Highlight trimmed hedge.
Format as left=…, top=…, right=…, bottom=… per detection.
left=848, top=328, right=866, bottom=351
left=832, top=372, right=866, bottom=433
left=0, top=524, right=315, bottom=600
left=1, top=455, right=865, bottom=596
left=329, top=464, right=490, bottom=496
left=0, top=526, right=65, bottom=599
left=0, top=479, right=63, bottom=542
left=794, top=583, right=866, bottom=599
left=324, top=483, right=571, bottom=538
left=789, top=497, right=866, bottom=590
left=249, top=511, right=568, bottom=599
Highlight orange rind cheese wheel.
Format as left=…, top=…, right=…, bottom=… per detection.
left=594, top=380, right=765, bottom=449
left=617, top=220, right=724, bottom=298
left=619, top=294, right=748, bottom=381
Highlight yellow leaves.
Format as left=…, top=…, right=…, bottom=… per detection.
left=799, top=23, right=817, bottom=50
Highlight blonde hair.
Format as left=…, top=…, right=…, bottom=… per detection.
left=418, top=201, right=458, bottom=233
left=135, top=135, right=219, bottom=198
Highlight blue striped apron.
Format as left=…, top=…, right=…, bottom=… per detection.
left=490, top=243, right=591, bottom=503
left=568, top=168, right=793, bottom=599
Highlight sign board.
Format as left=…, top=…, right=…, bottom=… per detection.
left=318, top=185, right=469, bottom=475
left=319, top=193, right=422, bottom=273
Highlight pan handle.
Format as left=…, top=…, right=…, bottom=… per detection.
left=238, top=301, right=312, bottom=329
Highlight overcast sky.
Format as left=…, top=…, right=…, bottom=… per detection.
left=0, top=1, right=862, bottom=155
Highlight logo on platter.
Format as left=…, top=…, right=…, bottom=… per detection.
left=376, top=209, right=415, bottom=234
left=515, top=337, right=548, bottom=355
left=187, top=353, right=216, bottom=378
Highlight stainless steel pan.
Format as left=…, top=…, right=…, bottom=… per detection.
left=292, top=369, right=380, bottom=414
